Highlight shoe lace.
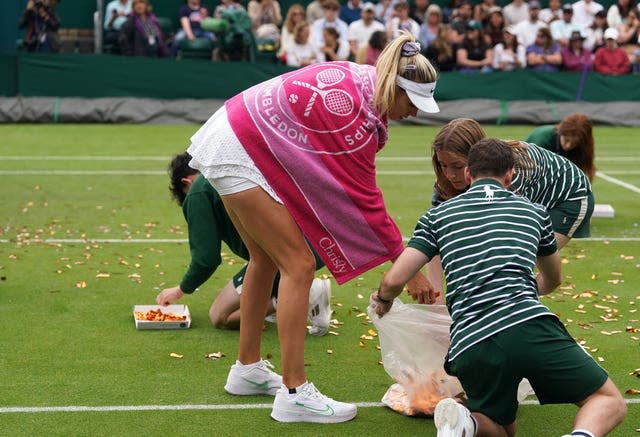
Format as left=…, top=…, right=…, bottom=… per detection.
left=302, top=383, right=328, bottom=401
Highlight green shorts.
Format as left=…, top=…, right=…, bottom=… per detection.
left=549, top=192, right=594, bottom=238
left=445, top=315, right=608, bottom=425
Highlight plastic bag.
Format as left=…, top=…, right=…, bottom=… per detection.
left=369, top=300, right=533, bottom=417
left=369, top=300, right=464, bottom=416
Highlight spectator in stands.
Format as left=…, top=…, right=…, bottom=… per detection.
left=171, top=0, right=215, bottom=57
left=248, top=0, right=282, bottom=44
left=418, top=4, right=444, bottom=49
left=607, top=0, right=637, bottom=29
left=473, top=0, right=498, bottom=23
left=594, top=27, right=632, bottom=73
left=525, top=113, right=596, bottom=181
left=375, top=0, right=400, bottom=25
left=19, top=0, right=62, bottom=53
left=540, top=0, right=563, bottom=24
left=320, top=26, right=351, bottom=60
left=119, top=0, right=168, bottom=57
left=279, top=3, right=306, bottom=61
left=450, top=0, right=474, bottom=43
left=104, top=0, right=131, bottom=53
left=492, top=25, right=526, bottom=69
left=483, top=7, right=505, bottom=46
left=456, top=20, right=494, bottom=72
left=306, top=0, right=326, bottom=23
left=310, top=0, right=349, bottom=47
left=348, top=3, right=385, bottom=59
left=387, top=1, right=421, bottom=40
left=410, top=0, right=431, bottom=25
left=550, top=3, right=578, bottom=46
left=561, top=29, right=593, bottom=70
left=442, top=0, right=462, bottom=24
left=572, top=0, right=605, bottom=28
left=585, top=10, right=608, bottom=50
left=424, top=25, right=457, bottom=71
left=214, top=0, right=246, bottom=19
left=340, top=0, right=363, bottom=25
left=512, top=0, right=546, bottom=49
left=355, top=29, right=388, bottom=64
left=285, top=21, right=319, bottom=66
left=502, top=0, right=529, bottom=26
left=526, top=27, right=563, bottom=71
left=617, top=8, right=640, bottom=57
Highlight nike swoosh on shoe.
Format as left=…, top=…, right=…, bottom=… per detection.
left=295, top=402, right=335, bottom=416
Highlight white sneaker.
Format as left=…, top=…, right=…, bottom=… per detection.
left=271, top=382, right=357, bottom=423
left=307, top=278, right=332, bottom=336
left=434, top=398, right=476, bottom=437
left=224, top=359, right=282, bottom=396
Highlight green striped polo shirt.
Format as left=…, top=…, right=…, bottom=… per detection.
left=511, top=142, right=591, bottom=209
left=409, top=179, right=558, bottom=362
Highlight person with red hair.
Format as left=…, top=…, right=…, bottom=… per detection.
left=525, top=113, right=596, bottom=181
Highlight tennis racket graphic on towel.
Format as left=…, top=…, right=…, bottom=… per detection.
left=293, top=69, right=354, bottom=117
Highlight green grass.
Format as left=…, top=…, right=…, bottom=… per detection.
left=0, top=123, right=638, bottom=436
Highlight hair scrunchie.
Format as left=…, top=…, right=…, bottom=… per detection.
left=401, top=41, right=421, bottom=57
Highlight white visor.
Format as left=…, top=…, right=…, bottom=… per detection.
left=396, top=76, right=439, bottom=113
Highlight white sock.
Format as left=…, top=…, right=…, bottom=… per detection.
left=287, top=381, right=308, bottom=394
left=271, top=296, right=277, bottom=310
left=571, top=430, right=595, bottom=437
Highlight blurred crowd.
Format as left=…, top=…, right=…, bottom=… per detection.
left=19, top=0, right=640, bottom=74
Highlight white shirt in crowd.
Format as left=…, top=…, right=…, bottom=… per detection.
left=512, top=19, right=547, bottom=48
left=492, top=43, right=527, bottom=69
left=310, top=17, right=350, bottom=47
left=572, top=0, right=604, bottom=27
left=503, top=0, right=530, bottom=26
left=348, top=18, right=385, bottom=50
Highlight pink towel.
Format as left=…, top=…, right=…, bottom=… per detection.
left=226, top=62, right=403, bottom=284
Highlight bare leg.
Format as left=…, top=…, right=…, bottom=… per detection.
left=571, top=378, right=627, bottom=437
left=472, top=412, right=515, bottom=437
left=222, top=187, right=315, bottom=389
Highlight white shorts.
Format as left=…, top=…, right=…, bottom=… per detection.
left=187, top=106, right=281, bottom=203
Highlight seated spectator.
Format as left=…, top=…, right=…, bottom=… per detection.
left=348, top=2, right=385, bottom=59
left=104, top=0, right=132, bottom=53
left=483, top=7, right=505, bottom=47
left=319, top=26, right=351, bottom=60
left=387, top=1, right=421, bottom=40
left=525, top=113, right=596, bottom=181
left=19, top=0, right=62, bottom=53
left=512, top=0, right=546, bottom=49
left=618, top=8, right=640, bottom=57
left=171, top=0, right=215, bottom=57
left=424, top=25, right=457, bottom=71
left=551, top=3, right=578, bottom=46
left=594, top=27, right=632, bottom=73
left=306, top=0, right=326, bottom=24
left=214, top=0, right=245, bottom=19
left=310, top=0, right=349, bottom=47
left=279, top=3, right=306, bottom=60
left=526, top=27, right=563, bottom=71
left=585, top=10, right=608, bottom=51
left=340, top=0, right=363, bottom=25
left=572, top=0, right=604, bottom=28
left=119, top=0, right=168, bottom=57
left=606, top=0, right=636, bottom=29
left=449, top=0, right=473, bottom=44
left=443, top=0, right=462, bottom=24
left=375, top=0, right=399, bottom=25
left=248, top=0, right=282, bottom=45
left=355, top=29, right=388, bottom=64
left=410, top=0, right=430, bottom=25
left=502, top=0, right=529, bottom=26
left=418, top=4, right=444, bottom=49
left=285, top=21, right=319, bottom=66
left=561, top=29, right=593, bottom=70
left=492, top=25, right=526, bottom=70
left=539, top=0, right=563, bottom=25
left=473, top=0, right=498, bottom=23
left=456, top=20, right=494, bottom=72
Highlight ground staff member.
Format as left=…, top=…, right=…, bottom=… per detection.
left=372, top=138, right=626, bottom=437
left=186, top=32, right=440, bottom=423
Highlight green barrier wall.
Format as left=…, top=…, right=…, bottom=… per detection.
left=1, top=53, right=638, bottom=102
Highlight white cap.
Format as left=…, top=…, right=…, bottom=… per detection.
left=396, top=76, right=440, bottom=113
left=361, top=2, right=375, bottom=11
left=604, top=27, right=618, bottom=40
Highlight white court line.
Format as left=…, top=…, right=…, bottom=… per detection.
left=2, top=237, right=640, bottom=244
left=0, top=170, right=165, bottom=175
left=1, top=398, right=638, bottom=414
left=597, top=171, right=640, bottom=194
